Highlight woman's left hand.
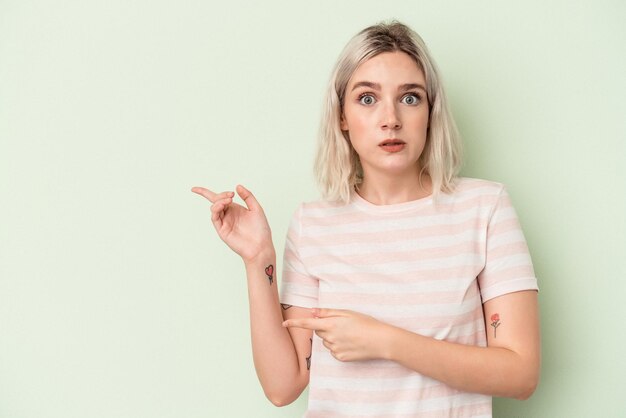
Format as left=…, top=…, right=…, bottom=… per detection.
left=282, top=308, right=394, bottom=362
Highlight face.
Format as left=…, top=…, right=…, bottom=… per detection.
left=340, top=51, right=430, bottom=180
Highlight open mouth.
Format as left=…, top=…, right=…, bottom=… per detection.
left=379, top=139, right=406, bottom=152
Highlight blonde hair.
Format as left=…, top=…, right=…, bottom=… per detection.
left=314, top=20, right=462, bottom=204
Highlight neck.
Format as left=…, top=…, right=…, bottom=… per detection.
left=356, top=168, right=432, bottom=205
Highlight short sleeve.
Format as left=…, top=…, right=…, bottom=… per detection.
left=279, top=204, right=319, bottom=308
left=477, top=186, right=539, bottom=303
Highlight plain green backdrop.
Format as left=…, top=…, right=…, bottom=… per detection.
left=1, top=1, right=624, bottom=417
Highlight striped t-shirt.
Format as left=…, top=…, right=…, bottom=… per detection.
left=279, top=177, right=539, bottom=417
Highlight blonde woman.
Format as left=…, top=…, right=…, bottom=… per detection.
left=192, top=21, right=540, bottom=417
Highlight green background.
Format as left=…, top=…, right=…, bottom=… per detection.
left=1, top=1, right=624, bottom=417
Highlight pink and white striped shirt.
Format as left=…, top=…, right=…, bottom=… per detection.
left=280, top=177, right=539, bottom=417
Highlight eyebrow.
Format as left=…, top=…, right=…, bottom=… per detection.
left=350, top=81, right=427, bottom=93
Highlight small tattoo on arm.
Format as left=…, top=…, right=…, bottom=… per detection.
left=264, top=265, right=274, bottom=285
left=490, top=313, right=501, bottom=338
left=306, top=338, right=312, bottom=370
left=280, top=304, right=293, bottom=310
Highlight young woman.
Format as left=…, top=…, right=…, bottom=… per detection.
left=192, top=21, right=540, bottom=418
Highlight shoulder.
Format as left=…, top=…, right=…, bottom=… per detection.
left=288, top=198, right=357, bottom=230
left=451, top=177, right=506, bottom=198
left=437, top=177, right=509, bottom=217
left=293, top=198, right=354, bottom=218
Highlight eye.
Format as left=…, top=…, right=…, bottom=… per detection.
left=401, top=93, right=421, bottom=105
left=358, top=93, right=376, bottom=105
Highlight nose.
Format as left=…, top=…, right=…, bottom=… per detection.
left=381, top=100, right=402, bottom=130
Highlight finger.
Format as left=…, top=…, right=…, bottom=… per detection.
left=210, top=197, right=232, bottom=214
left=236, top=184, right=261, bottom=211
left=210, top=199, right=232, bottom=228
left=312, top=307, right=347, bottom=318
left=282, top=318, right=325, bottom=331
left=213, top=191, right=235, bottom=201
left=192, top=187, right=234, bottom=203
left=191, top=187, right=217, bottom=202
left=322, top=339, right=333, bottom=350
left=211, top=209, right=223, bottom=229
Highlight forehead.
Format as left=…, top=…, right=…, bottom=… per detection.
left=348, top=51, right=425, bottom=87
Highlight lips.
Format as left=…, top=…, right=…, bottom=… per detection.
left=379, top=139, right=406, bottom=152
left=379, top=139, right=406, bottom=146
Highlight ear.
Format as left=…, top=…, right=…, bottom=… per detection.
left=340, top=113, right=348, bottom=131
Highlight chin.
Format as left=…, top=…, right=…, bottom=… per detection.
left=384, top=158, right=419, bottom=171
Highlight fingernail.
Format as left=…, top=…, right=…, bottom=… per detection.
left=282, top=321, right=288, bottom=327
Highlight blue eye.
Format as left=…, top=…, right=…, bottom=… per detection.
left=358, top=94, right=376, bottom=105
left=402, top=94, right=421, bottom=105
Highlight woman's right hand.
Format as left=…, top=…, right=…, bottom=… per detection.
left=191, top=184, right=273, bottom=264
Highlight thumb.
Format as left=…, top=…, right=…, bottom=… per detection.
left=236, top=184, right=261, bottom=211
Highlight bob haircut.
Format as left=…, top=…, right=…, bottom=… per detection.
left=314, top=20, right=462, bottom=204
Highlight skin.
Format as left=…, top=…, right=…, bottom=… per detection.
left=340, top=51, right=432, bottom=204
left=191, top=185, right=312, bottom=405
left=191, top=51, right=540, bottom=404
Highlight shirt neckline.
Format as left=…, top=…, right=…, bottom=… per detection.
left=350, top=189, right=433, bottom=214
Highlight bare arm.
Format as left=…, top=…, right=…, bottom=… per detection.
left=284, top=290, right=540, bottom=400
left=244, top=250, right=313, bottom=406
left=385, top=290, right=540, bottom=399
left=191, top=185, right=313, bottom=406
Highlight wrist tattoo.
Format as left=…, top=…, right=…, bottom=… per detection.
left=306, top=338, right=312, bottom=370
left=490, top=313, right=501, bottom=338
left=280, top=304, right=293, bottom=310
left=264, top=265, right=274, bottom=286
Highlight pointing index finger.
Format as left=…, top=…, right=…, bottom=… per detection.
left=191, top=187, right=216, bottom=200
left=282, top=317, right=326, bottom=331
left=313, top=308, right=347, bottom=318
left=191, top=187, right=234, bottom=203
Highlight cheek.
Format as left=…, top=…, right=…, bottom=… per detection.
left=346, top=114, right=371, bottom=134
left=404, top=113, right=430, bottom=138
left=342, top=104, right=370, bottom=132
